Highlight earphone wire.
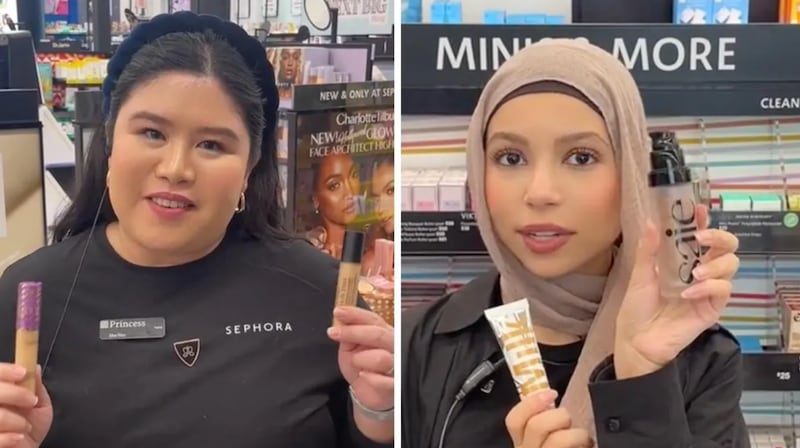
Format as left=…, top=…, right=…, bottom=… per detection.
left=42, top=186, right=108, bottom=371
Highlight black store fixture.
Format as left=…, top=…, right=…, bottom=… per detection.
left=571, top=0, right=779, bottom=24
left=192, top=0, right=231, bottom=19
left=90, top=0, right=112, bottom=54
left=72, top=90, right=104, bottom=185
left=0, top=31, right=40, bottom=94
left=282, top=80, right=393, bottom=230
left=14, top=0, right=44, bottom=43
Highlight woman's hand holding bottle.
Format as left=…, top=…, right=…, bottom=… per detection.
left=614, top=204, right=740, bottom=379
left=505, top=390, right=594, bottom=448
left=0, top=363, right=52, bottom=448
left=327, top=306, right=394, bottom=412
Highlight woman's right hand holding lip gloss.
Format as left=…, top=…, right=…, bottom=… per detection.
left=505, top=389, right=594, bottom=448
left=0, top=363, right=52, bottom=448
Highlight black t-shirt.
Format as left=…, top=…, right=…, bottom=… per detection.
left=539, top=340, right=583, bottom=406
left=0, top=227, right=390, bottom=448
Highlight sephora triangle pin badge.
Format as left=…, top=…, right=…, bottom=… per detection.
left=173, top=338, right=200, bottom=367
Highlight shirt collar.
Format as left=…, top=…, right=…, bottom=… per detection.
left=434, top=269, right=501, bottom=335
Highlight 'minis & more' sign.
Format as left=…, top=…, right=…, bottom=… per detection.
left=403, top=24, right=800, bottom=87
left=401, top=24, right=800, bottom=116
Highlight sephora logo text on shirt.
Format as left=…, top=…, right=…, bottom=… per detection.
left=225, top=321, right=294, bottom=335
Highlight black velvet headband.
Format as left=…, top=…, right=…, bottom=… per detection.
left=101, top=11, right=279, bottom=136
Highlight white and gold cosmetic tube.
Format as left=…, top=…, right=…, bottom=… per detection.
left=484, top=299, right=550, bottom=398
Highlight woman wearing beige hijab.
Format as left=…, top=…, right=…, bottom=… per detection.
left=402, top=39, right=745, bottom=448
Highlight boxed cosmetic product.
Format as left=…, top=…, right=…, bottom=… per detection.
left=506, top=14, right=527, bottom=24
left=411, top=171, right=442, bottom=211
left=525, top=14, right=547, bottom=24
left=402, top=0, right=422, bottom=22
left=783, top=299, right=800, bottom=352
left=750, top=193, right=784, bottom=211
left=484, top=10, right=506, bottom=24
left=788, top=193, right=800, bottom=211
left=401, top=170, right=418, bottom=211
left=749, top=429, right=791, bottom=448
left=719, top=193, right=752, bottom=211
left=446, top=1, right=463, bottom=23
left=674, top=0, right=713, bottom=23
left=712, top=0, right=749, bottom=23
left=777, top=280, right=800, bottom=353
left=438, top=169, right=468, bottom=211
left=430, top=0, right=447, bottom=23
left=783, top=0, right=800, bottom=23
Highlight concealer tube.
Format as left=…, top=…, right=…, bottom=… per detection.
left=15, top=281, right=42, bottom=392
left=648, top=132, right=701, bottom=302
left=484, top=299, right=550, bottom=399
left=333, top=230, right=365, bottom=326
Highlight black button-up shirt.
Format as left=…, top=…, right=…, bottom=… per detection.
left=402, top=270, right=749, bottom=448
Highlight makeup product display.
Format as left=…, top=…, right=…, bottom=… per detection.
left=719, top=193, right=785, bottom=211
left=360, top=238, right=395, bottom=325
left=266, top=45, right=372, bottom=110
left=674, top=0, right=713, bottom=23
left=484, top=299, right=550, bottom=398
left=776, top=280, right=800, bottom=353
left=402, top=168, right=469, bottom=212
left=712, top=0, right=749, bottom=23
left=749, top=428, right=792, bottom=448
left=648, top=131, right=701, bottom=301
left=15, top=281, right=41, bottom=392
left=333, top=231, right=366, bottom=326
left=284, top=80, right=394, bottom=264
left=422, top=0, right=570, bottom=24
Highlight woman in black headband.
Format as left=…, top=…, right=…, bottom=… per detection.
left=0, top=12, right=393, bottom=448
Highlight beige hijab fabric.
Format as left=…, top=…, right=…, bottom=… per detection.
left=465, top=39, right=651, bottom=432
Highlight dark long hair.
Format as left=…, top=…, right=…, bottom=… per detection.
left=52, top=30, right=289, bottom=243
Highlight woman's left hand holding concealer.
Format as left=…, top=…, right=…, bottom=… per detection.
left=327, top=306, right=394, bottom=412
left=614, top=204, right=740, bottom=379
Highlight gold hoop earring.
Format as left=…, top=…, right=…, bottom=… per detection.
left=235, top=192, right=246, bottom=213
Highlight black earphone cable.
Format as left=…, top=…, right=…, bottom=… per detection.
left=42, top=186, right=107, bottom=372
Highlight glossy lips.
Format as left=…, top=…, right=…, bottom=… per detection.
left=147, top=192, right=195, bottom=219
left=517, top=223, right=576, bottom=254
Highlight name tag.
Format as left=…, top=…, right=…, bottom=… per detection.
left=99, top=317, right=166, bottom=340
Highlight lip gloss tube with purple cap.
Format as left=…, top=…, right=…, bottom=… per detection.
left=15, top=281, right=41, bottom=392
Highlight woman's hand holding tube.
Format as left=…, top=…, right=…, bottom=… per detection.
left=505, top=390, right=594, bottom=448
left=0, top=364, right=52, bottom=448
left=614, top=204, right=740, bottom=380
left=327, top=306, right=394, bottom=411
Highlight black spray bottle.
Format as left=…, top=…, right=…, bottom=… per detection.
left=648, top=131, right=702, bottom=301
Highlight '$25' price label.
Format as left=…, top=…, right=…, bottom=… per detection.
left=776, top=371, right=792, bottom=381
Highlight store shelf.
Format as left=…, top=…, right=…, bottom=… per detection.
left=711, top=211, right=800, bottom=256
left=402, top=210, right=800, bottom=256
left=401, top=211, right=486, bottom=256
left=743, top=352, right=800, bottom=392
left=402, top=24, right=800, bottom=116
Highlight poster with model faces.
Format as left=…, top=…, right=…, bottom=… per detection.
left=293, top=107, right=394, bottom=270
